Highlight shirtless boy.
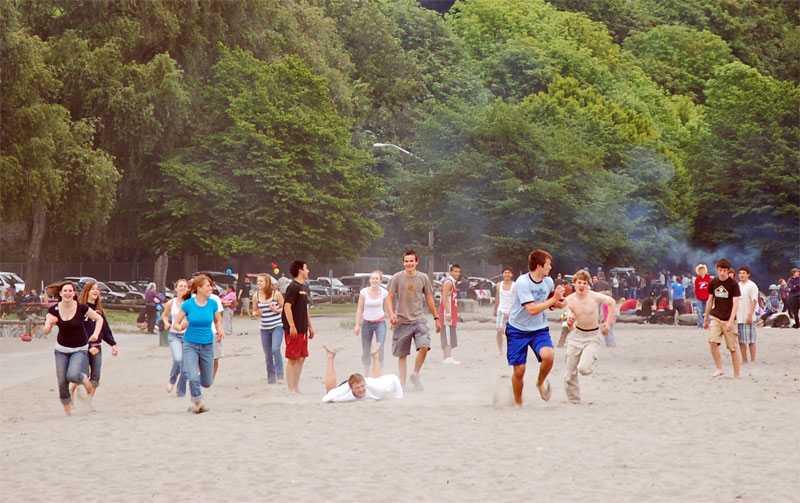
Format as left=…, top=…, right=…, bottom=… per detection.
left=563, top=270, right=616, bottom=403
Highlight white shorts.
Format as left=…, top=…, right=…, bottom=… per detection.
left=496, top=311, right=510, bottom=329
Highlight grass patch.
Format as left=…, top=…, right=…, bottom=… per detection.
left=104, top=310, right=140, bottom=325
left=310, top=303, right=357, bottom=316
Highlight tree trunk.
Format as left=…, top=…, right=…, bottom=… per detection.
left=153, top=251, right=168, bottom=292
left=183, top=251, right=198, bottom=279
left=130, top=248, right=140, bottom=282
left=25, top=207, right=47, bottom=293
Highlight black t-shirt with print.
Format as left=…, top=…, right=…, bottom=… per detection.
left=49, top=302, right=90, bottom=348
left=281, top=280, right=309, bottom=334
left=709, top=276, right=740, bottom=320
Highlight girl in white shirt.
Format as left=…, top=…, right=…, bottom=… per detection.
left=353, top=271, right=391, bottom=375
left=493, top=267, right=515, bottom=357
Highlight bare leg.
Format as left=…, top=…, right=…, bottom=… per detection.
left=443, top=345, right=451, bottom=360
left=739, top=343, right=748, bottom=363
left=213, top=358, right=219, bottom=379
left=63, top=403, right=72, bottom=416
left=294, top=357, right=306, bottom=393
left=511, top=364, right=526, bottom=407
left=536, top=347, right=554, bottom=401
left=731, top=349, right=741, bottom=378
left=370, top=342, right=382, bottom=378
left=398, top=356, right=408, bottom=386
left=710, top=342, right=723, bottom=376
left=496, top=328, right=504, bottom=356
left=749, top=343, right=756, bottom=363
left=286, top=359, right=297, bottom=392
left=324, top=345, right=337, bottom=392
left=414, top=347, right=428, bottom=374
left=84, top=375, right=95, bottom=399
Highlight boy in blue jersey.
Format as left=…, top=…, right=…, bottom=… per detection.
left=506, top=250, right=566, bottom=407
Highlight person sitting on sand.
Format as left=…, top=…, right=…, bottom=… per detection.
left=322, top=343, right=403, bottom=403
left=562, top=270, right=616, bottom=404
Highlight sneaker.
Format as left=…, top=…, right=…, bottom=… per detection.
left=448, top=357, right=461, bottom=365
left=409, top=372, right=423, bottom=391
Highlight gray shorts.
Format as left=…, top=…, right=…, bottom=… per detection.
left=440, top=325, right=457, bottom=349
left=392, top=321, right=430, bottom=356
left=214, top=340, right=225, bottom=359
left=737, top=323, right=756, bottom=344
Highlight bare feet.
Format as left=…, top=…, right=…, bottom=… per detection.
left=166, top=383, right=174, bottom=393
left=537, top=380, right=551, bottom=401
left=63, top=403, right=72, bottom=416
left=712, top=369, right=723, bottom=378
left=69, top=383, right=78, bottom=397
left=323, top=344, right=336, bottom=358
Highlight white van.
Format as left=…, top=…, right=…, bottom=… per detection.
left=0, top=272, right=25, bottom=293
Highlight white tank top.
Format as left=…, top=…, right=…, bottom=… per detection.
left=170, top=297, right=186, bottom=334
left=498, top=282, right=515, bottom=312
left=361, top=287, right=388, bottom=321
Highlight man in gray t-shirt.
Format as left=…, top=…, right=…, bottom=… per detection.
left=386, top=250, right=441, bottom=391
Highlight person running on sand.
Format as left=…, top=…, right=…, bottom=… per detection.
left=173, top=274, right=224, bottom=413
left=74, top=282, right=118, bottom=398
left=353, top=271, right=390, bottom=376
left=493, top=267, right=515, bottom=356
left=321, top=343, right=403, bottom=403
left=703, top=258, right=741, bottom=378
left=505, top=250, right=566, bottom=407
left=385, top=250, right=441, bottom=391
left=162, top=279, right=189, bottom=396
left=562, top=270, right=616, bottom=403
left=43, top=281, right=104, bottom=416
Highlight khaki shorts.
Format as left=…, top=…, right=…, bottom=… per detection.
left=708, top=317, right=738, bottom=351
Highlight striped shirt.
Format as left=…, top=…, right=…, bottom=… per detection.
left=257, top=293, right=282, bottom=329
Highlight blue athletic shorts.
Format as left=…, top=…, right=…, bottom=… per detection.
left=505, top=324, right=552, bottom=366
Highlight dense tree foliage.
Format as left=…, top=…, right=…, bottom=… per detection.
left=2, top=0, right=797, bottom=280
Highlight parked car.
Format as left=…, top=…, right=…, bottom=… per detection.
left=0, top=272, right=25, bottom=294
left=306, top=279, right=331, bottom=297
left=340, top=273, right=391, bottom=294
left=94, top=281, right=128, bottom=303
left=191, top=271, right=237, bottom=296
left=106, top=281, right=145, bottom=300
left=316, top=277, right=349, bottom=295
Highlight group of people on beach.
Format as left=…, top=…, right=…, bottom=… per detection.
left=42, top=246, right=797, bottom=414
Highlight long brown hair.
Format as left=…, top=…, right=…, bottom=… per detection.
left=184, top=274, right=210, bottom=301
left=258, top=273, right=273, bottom=299
left=47, top=281, right=77, bottom=302
left=78, top=281, right=104, bottom=313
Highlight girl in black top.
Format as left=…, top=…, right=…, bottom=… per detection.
left=43, top=281, right=104, bottom=416
left=76, top=282, right=118, bottom=397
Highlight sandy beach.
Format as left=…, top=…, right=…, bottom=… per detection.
left=1, top=306, right=798, bottom=502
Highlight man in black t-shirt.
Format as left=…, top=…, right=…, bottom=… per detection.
left=282, top=260, right=314, bottom=393
left=703, top=258, right=741, bottom=378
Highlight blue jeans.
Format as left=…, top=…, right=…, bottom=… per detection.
left=260, top=326, right=285, bottom=384
left=360, top=320, right=387, bottom=367
left=54, top=349, right=88, bottom=405
left=695, top=300, right=707, bottom=328
left=183, top=342, right=215, bottom=403
left=88, top=347, right=102, bottom=388
left=168, top=332, right=188, bottom=397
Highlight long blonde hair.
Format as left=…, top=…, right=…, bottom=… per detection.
left=258, top=274, right=274, bottom=299
left=78, top=281, right=104, bottom=313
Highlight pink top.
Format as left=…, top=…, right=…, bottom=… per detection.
left=220, top=291, right=237, bottom=306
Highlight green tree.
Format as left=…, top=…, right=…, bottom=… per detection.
left=624, top=25, right=733, bottom=102
left=145, top=47, right=381, bottom=280
left=0, top=9, right=118, bottom=289
left=689, top=62, right=800, bottom=271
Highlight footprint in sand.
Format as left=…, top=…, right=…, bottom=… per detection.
left=493, top=375, right=515, bottom=409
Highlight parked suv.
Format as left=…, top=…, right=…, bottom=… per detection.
left=316, top=277, right=349, bottom=295
left=0, top=272, right=25, bottom=294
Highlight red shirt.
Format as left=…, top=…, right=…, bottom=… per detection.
left=620, top=298, right=637, bottom=311
left=695, top=274, right=711, bottom=301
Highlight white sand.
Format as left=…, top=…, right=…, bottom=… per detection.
left=1, top=308, right=798, bottom=502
